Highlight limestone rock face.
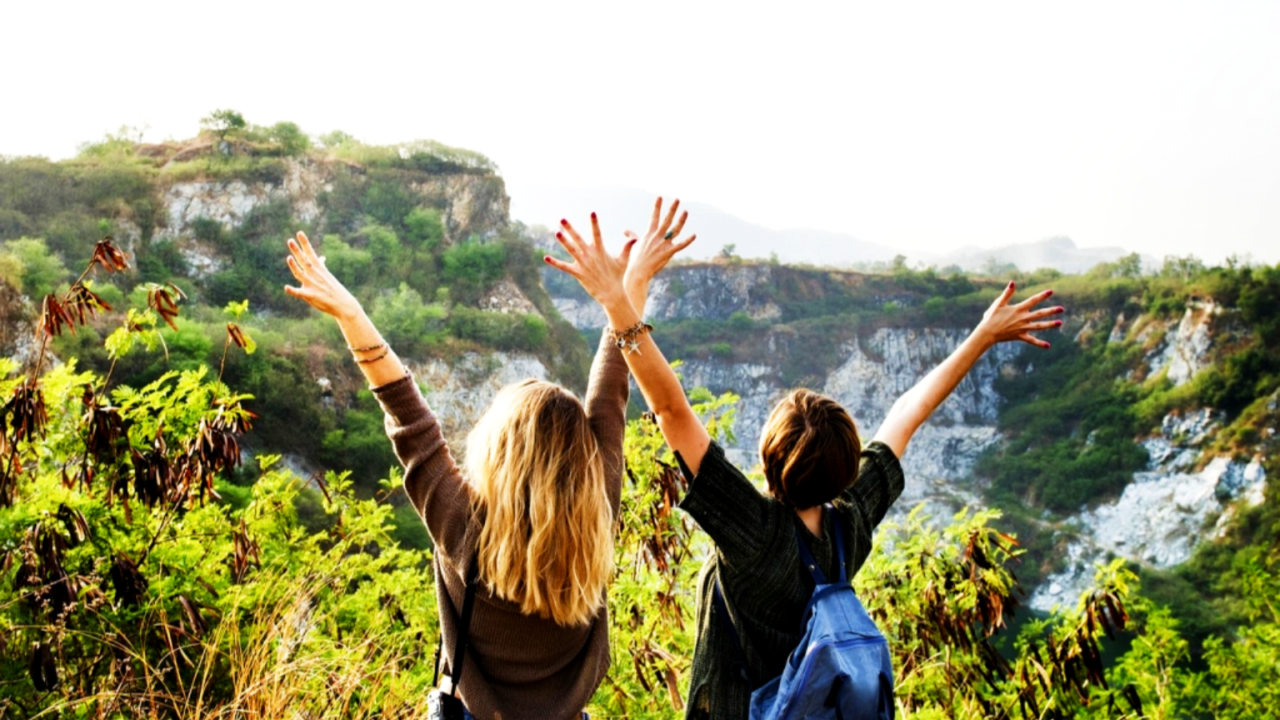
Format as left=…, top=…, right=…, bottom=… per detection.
left=551, top=297, right=607, bottom=329
left=406, top=352, right=549, bottom=449
left=155, top=159, right=507, bottom=245
left=1146, top=300, right=1220, bottom=386
left=1030, top=412, right=1268, bottom=612
left=646, top=265, right=781, bottom=323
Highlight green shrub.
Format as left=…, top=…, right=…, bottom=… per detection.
left=1, top=237, right=68, bottom=298
left=370, top=283, right=449, bottom=355
left=442, top=238, right=506, bottom=287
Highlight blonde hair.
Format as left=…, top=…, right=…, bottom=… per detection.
left=464, top=380, right=614, bottom=627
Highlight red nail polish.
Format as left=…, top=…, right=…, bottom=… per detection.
left=591, top=212, right=597, bottom=220
left=1010, top=281, right=1016, bottom=290
left=1046, top=290, right=1054, bottom=297
left=560, top=219, right=568, bottom=226
left=1056, top=306, right=1065, bottom=312
left=1055, top=320, right=1064, bottom=326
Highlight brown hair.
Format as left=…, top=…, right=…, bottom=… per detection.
left=758, top=389, right=862, bottom=509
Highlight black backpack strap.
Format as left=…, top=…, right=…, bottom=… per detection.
left=796, top=504, right=847, bottom=585
left=712, top=571, right=751, bottom=683
left=830, top=504, right=848, bottom=583
left=446, top=557, right=481, bottom=695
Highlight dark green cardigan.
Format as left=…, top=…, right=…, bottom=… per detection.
left=677, top=440, right=905, bottom=720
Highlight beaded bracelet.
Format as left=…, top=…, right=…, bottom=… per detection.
left=608, top=320, right=653, bottom=356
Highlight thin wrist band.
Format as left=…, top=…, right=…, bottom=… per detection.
left=349, top=341, right=388, bottom=353
left=355, top=347, right=390, bottom=364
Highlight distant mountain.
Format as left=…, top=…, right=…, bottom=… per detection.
left=509, top=184, right=898, bottom=266
left=922, top=235, right=1137, bottom=275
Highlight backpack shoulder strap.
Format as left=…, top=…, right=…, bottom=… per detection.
left=795, top=504, right=848, bottom=585
left=447, top=557, right=481, bottom=694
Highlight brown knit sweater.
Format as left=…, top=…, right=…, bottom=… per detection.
left=372, top=332, right=628, bottom=720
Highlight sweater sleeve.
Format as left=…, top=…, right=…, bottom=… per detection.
left=372, top=374, right=473, bottom=570
left=677, top=442, right=780, bottom=569
left=583, top=329, right=630, bottom=517
left=841, top=441, right=906, bottom=532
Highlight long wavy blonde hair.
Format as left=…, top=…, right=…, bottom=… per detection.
left=464, top=380, right=614, bottom=627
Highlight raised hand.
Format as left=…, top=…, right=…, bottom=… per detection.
left=623, top=197, right=696, bottom=287
left=284, top=231, right=361, bottom=321
left=976, top=282, right=1065, bottom=349
left=543, top=213, right=633, bottom=308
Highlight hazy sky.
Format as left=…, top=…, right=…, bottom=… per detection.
left=3, top=1, right=1277, bottom=264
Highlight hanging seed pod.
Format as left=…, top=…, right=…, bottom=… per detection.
left=3, top=378, right=48, bottom=444
left=226, top=322, right=250, bottom=349
left=28, top=642, right=58, bottom=691
left=64, top=282, right=113, bottom=327
left=55, top=504, right=91, bottom=547
left=146, top=283, right=186, bottom=331
left=230, top=520, right=260, bottom=584
left=90, top=236, right=130, bottom=273
left=109, top=553, right=148, bottom=608
left=176, top=594, right=209, bottom=639
left=82, top=386, right=127, bottom=465
left=40, top=295, right=76, bottom=337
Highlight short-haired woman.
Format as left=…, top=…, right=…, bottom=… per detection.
left=544, top=202, right=1063, bottom=719
left=283, top=226, right=683, bottom=720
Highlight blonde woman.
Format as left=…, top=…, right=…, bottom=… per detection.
left=282, top=222, right=686, bottom=720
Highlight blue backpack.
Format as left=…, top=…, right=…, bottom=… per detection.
left=714, top=506, right=895, bottom=720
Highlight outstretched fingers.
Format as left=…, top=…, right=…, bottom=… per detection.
left=648, top=196, right=663, bottom=235
left=659, top=199, right=681, bottom=238
left=672, top=233, right=697, bottom=253
left=1019, top=332, right=1051, bottom=349
left=1015, top=288, right=1055, bottom=310
left=666, top=209, right=689, bottom=240
left=558, top=218, right=586, bottom=255
left=993, top=281, right=1017, bottom=308
left=1023, top=319, right=1064, bottom=331
left=1027, top=305, right=1066, bottom=320
left=543, top=254, right=578, bottom=276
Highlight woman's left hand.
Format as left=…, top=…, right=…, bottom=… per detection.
left=623, top=197, right=696, bottom=289
left=544, top=213, right=634, bottom=309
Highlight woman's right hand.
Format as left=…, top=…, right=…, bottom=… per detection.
left=544, top=213, right=633, bottom=310
left=284, top=231, right=362, bottom=321
left=974, top=282, right=1065, bottom=349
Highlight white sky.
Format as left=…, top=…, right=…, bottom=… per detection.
left=3, top=1, right=1277, bottom=264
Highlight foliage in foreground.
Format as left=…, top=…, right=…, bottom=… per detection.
left=0, top=243, right=1276, bottom=718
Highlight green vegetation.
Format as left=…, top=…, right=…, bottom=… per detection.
left=1, top=115, right=588, bottom=503
left=2, top=117, right=1277, bottom=716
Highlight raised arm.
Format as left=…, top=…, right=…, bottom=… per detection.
left=544, top=199, right=713, bottom=474
left=283, top=231, right=471, bottom=565
left=283, top=231, right=406, bottom=387
left=872, top=282, right=1064, bottom=458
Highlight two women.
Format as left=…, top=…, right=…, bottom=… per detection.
left=285, top=197, right=1061, bottom=720
left=546, top=200, right=1062, bottom=719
